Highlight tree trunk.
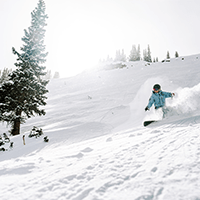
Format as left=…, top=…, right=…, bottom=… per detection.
left=11, top=111, right=22, bottom=135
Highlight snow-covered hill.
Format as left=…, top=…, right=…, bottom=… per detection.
left=1, top=54, right=200, bottom=200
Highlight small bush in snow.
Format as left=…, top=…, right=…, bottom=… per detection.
left=0, top=133, right=12, bottom=151
left=28, top=126, right=44, bottom=138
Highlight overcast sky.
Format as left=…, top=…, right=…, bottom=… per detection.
left=0, top=0, right=200, bottom=77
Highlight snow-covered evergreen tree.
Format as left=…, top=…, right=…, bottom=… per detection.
left=143, top=49, right=147, bottom=62
left=143, top=45, right=152, bottom=62
left=147, top=45, right=152, bottom=62
left=175, top=51, right=179, bottom=58
left=167, top=51, right=170, bottom=59
left=136, top=44, right=141, bottom=61
left=0, top=0, right=48, bottom=135
left=114, top=49, right=126, bottom=62
left=129, top=45, right=141, bottom=61
left=53, top=71, right=60, bottom=79
left=129, top=45, right=137, bottom=61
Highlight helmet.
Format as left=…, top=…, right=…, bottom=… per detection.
left=153, top=84, right=161, bottom=91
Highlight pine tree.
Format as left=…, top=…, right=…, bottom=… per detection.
left=129, top=44, right=141, bottom=61
left=147, top=45, right=152, bottom=62
left=167, top=51, right=170, bottom=59
left=129, top=45, right=137, bottom=61
left=175, top=51, right=179, bottom=58
left=121, top=49, right=126, bottom=62
left=136, top=44, right=141, bottom=61
left=114, top=50, right=120, bottom=61
left=0, top=0, right=48, bottom=135
left=114, top=49, right=126, bottom=62
left=53, top=71, right=60, bottom=79
left=143, top=45, right=152, bottom=62
left=143, top=49, right=148, bottom=62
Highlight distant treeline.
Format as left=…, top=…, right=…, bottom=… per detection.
left=43, top=70, right=60, bottom=80
left=99, top=44, right=179, bottom=63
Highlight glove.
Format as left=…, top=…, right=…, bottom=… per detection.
left=171, top=93, right=175, bottom=97
left=145, top=106, right=149, bottom=111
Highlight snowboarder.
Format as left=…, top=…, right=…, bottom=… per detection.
left=145, top=84, right=175, bottom=117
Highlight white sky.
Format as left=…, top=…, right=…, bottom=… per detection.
left=0, top=0, right=200, bottom=77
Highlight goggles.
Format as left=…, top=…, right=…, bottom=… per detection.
left=153, top=88, right=160, bottom=92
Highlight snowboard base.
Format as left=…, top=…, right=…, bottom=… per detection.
left=143, top=120, right=157, bottom=127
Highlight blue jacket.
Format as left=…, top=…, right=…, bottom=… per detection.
left=147, top=90, right=172, bottom=109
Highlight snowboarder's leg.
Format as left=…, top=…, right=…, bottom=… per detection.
left=162, top=106, right=170, bottom=118
left=155, top=107, right=164, bottom=120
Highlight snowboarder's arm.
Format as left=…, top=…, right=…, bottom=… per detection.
left=147, top=96, right=155, bottom=109
left=163, top=91, right=174, bottom=98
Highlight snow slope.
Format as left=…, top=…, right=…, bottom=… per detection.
left=1, top=54, right=200, bottom=200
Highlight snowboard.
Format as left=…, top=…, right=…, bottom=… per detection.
left=143, top=120, right=157, bottom=127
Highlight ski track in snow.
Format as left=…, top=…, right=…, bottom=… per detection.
left=1, top=55, right=200, bottom=200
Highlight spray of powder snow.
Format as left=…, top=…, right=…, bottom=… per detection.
left=168, top=82, right=200, bottom=115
